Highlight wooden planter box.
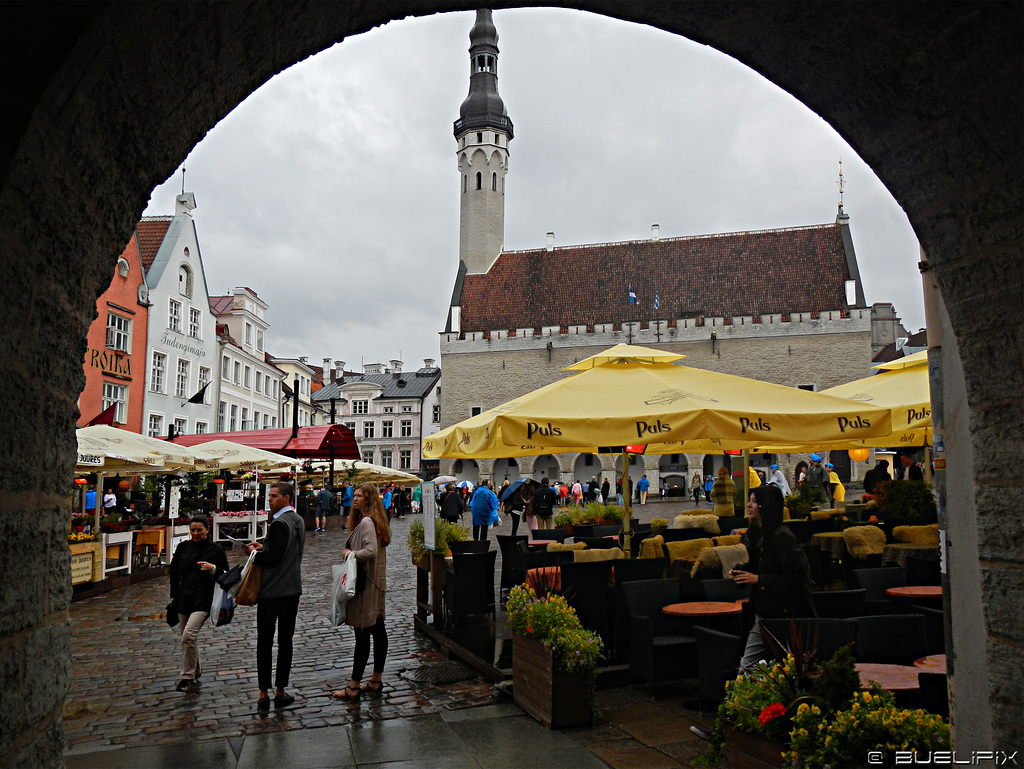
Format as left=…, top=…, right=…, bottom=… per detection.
left=69, top=541, right=101, bottom=584
left=723, top=726, right=786, bottom=767
left=513, top=635, right=593, bottom=729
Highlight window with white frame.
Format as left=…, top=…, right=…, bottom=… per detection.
left=230, top=404, right=238, bottom=431
left=150, top=352, right=166, bottom=393
left=363, top=422, right=375, bottom=439
left=362, top=450, right=374, bottom=464
left=244, top=322, right=253, bottom=346
left=221, top=355, right=231, bottom=380
left=218, top=402, right=226, bottom=432
left=197, top=366, right=210, bottom=403
left=244, top=366, right=252, bottom=389
left=402, top=405, right=412, bottom=413
left=432, top=404, right=441, bottom=423
left=105, top=313, right=131, bottom=351
left=271, top=416, right=277, bottom=428
left=195, top=421, right=208, bottom=434
left=262, top=413, right=270, bottom=429
left=173, top=417, right=188, bottom=436
left=168, top=298, right=182, bottom=332
left=233, top=361, right=241, bottom=384
left=189, top=307, right=201, bottom=339
left=400, top=420, right=412, bottom=437
left=148, top=413, right=164, bottom=438
left=380, top=450, right=393, bottom=468
left=256, top=329, right=264, bottom=352
left=255, top=370, right=263, bottom=392
left=253, top=410, right=260, bottom=429
left=101, top=382, right=127, bottom=424
left=175, top=359, right=190, bottom=398
left=381, top=421, right=393, bottom=438
left=344, top=422, right=356, bottom=432
left=352, top=400, right=368, bottom=415
left=400, top=450, right=412, bottom=470
left=178, top=265, right=193, bottom=297
left=310, top=413, right=317, bottom=426
left=241, top=407, right=249, bottom=430
left=383, top=406, right=394, bottom=413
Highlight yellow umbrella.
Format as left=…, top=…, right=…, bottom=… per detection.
left=751, top=352, right=931, bottom=451
left=563, top=343, right=687, bottom=370
left=423, top=347, right=892, bottom=458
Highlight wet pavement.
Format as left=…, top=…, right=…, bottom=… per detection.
left=63, top=499, right=776, bottom=768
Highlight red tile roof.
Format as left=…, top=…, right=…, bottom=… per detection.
left=458, top=224, right=854, bottom=331
left=209, top=295, right=234, bottom=315
left=136, top=218, right=172, bottom=270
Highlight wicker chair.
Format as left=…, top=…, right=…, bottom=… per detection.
left=854, top=613, right=929, bottom=665
left=610, top=559, right=669, bottom=662
left=693, top=626, right=744, bottom=710
left=621, top=579, right=697, bottom=696
left=577, top=536, right=620, bottom=550
left=812, top=589, right=866, bottom=618
left=852, top=567, right=907, bottom=613
left=917, top=672, right=949, bottom=717
left=759, top=617, right=858, bottom=664
left=911, top=604, right=946, bottom=655
left=496, top=534, right=528, bottom=603
left=905, top=555, right=941, bottom=586
left=560, top=561, right=616, bottom=652
left=449, top=539, right=491, bottom=554
left=444, top=550, right=497, bottom=628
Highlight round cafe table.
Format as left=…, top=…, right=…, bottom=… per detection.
left=855, top=662, right=920, bottom=692
left=886, top=585, right=942, bottom=599
left=527, top=539, right=555, bottom=548
left=662, top=601, right=742, bottom=617
left=914, top=654, right=947, bottom=674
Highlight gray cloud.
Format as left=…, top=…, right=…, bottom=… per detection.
left=146, top=9, right=924, bottom=371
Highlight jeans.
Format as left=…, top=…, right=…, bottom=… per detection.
left=256, top=594, right=300, bottom=691
left=352, top=618, right=389, bottom=681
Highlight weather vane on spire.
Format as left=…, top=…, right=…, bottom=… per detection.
left=837, top=158, right=845, bottom=216
left=181, top=167, right=186, bottom=195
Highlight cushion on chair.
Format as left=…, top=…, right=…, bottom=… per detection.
left=713, top=535, right=742, bottom=546
left=574, top=547, right=625, bottom=563
left=691, top=547, right=720, bottom=578
left=638, top=535, right=665, bottom=559
left=666, top=538, right=713, bottom=562
left=843, top=526, right=886, bottom=559
left=891, top=524, right=939, bottom=546
left=547, top=541, right=587, bottom=552
left=810, top=510, right=834, bottom=521
left=690, top=543, right=749, bottom=578
left=673, top=514, right=721, bottom=534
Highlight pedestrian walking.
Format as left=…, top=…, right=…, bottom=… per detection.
left=315, top=482, right=332, bottom=532
left=169, top=514, right=228, bottom=692
left=533, top=477, right=556, bottom=530
left=691, top=471, right=703, bottom=506
left=470, top=481, right=499, bottom=541
left=637, top=475, right=650, bottom=505
left=246, top=482, right=305, bottom=711
left=333, top=483, right=391, bottom=701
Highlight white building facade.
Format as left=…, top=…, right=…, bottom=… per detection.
left=271, top=357, right=325, bottom=429
left=138, top=193, right=220, bottom=438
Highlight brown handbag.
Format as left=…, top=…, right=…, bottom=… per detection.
left=234, top=561, right=262, bottom=606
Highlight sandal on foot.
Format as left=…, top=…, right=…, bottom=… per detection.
left=332, top=685, right=361, bottom=701
left=360, top=680, right=383, bottom=696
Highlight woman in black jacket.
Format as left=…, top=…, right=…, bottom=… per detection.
left=169, top=514, right=229, bottom=692
left=440, top=484, right=464, bottom=523
left=732, top=484, right=814, bottom=668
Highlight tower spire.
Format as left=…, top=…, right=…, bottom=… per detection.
left=837, top=158, right=845, bottom=216
left=454, top=9, right=514, bottom=276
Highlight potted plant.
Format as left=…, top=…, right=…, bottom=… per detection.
left=407, top=519, right=470, bottom=564
left=650, top=517, right=669, bottom=536
left=874, top=480, right=937, bottom=523
left=506, top=584, right=604, bottom=729
left=553, top=506, right=580, bottom=532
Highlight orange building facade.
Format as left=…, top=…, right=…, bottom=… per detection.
left=77, top=233, right=150, bottom=431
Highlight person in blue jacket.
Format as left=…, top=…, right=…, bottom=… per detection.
left=470, top=481, right=499, bottom=541
left=341, top=481, right=354, bottom=520
left=382, top=486, right=392, bottom=519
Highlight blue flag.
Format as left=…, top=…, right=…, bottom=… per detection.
left=654, top=291, right=660, bottom=310
left=628, top=285, right=637, bottom=304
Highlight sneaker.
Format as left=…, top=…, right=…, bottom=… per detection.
left=175, top=679, right=192, bottom=692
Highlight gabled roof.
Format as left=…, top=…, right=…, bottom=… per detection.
left=209, top=295, right=234, bottom=315
left=457, top=223, right=856, bottom=331
left=136, top=218, right=171, bottom=270
left=313, top=367, right=442, bottom=403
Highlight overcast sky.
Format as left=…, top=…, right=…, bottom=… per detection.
left=144, top=8, right=925, bottom=373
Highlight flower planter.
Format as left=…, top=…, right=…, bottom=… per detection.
left=512, top=635, right=593, bottom=729
left=69, top=541, right=100, bottom=584
left=723, top=726, right=786, bottom=767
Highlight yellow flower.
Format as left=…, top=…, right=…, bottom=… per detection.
left=797, top=703, right=810, bottom=715
left=862, top=692, right=872, bottom=703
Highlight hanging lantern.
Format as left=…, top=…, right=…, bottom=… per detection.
left=74, top=478, right=89, bottom=485
left=213, top=478, right=226, bottom=485
left=118, top=479, right=132, bottom=491
left=849, top=448, right=871, bottom=462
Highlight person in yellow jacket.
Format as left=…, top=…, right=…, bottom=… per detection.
left=748, top=466, right=762, bottom=489
left=825, top=462, right=845, bottom=508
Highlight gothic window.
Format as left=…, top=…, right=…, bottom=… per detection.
left=476, top=172, right=482, bottom=190
left=463, top=175, right=467, bottom=193
left=477, top=132, right=483, bottom=143
left=178, top=265, right=193, bottom=298
left=491, top=172, right=497, bottom=190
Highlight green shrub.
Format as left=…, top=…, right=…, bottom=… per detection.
left=407, top=518, right=469, bottom=562
left=875, top=480, right=937, bottom=519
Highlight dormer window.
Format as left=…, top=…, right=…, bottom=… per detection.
left=116, top=257, right=130, bottom=278
left=178, top=264, right=193, bottom=298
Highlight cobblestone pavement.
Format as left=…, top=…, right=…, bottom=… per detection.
left=63, top=516, right=499, bottom=756
left=63, top=498, right=771, bottom=766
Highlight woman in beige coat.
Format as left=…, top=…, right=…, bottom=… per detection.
left=333, top=483, right=391, bottom=701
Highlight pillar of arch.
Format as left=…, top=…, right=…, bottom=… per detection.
left=1, top=4, right=1020, bottom=762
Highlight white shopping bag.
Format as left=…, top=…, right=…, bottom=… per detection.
left=210, top=581, right=235, bottom=628
left=330, top=553, right=358, bottom=626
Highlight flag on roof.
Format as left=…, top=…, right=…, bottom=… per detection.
left=628, top=285, right=636, bottom=304
left=654, top=291, right=660, bottom=310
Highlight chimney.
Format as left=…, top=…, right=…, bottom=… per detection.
left=390, top=359, right=403, bottom=374
left=423, top=358, right=436, bottom=369
left=298, top=356, right=307, bottom=365
left=651, top=224, right=660, bottom=241
left=322, top=358, right=331, bottom=382
left=335, top=361, right=346, bottom=381
left=545, top=232, right=554, bottom=252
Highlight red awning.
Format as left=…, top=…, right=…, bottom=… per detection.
left=171, top=425, right=359, bottom=460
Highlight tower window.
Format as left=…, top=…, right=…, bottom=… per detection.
left=477, top=132, right=483, bottom=143
left=463, top=175, right=467, bottom=193
left=476, top=172, right=482, bottom=190
left=491, top=172, right=497, bottom=190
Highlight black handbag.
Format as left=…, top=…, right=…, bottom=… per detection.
left=216, top=564, right=244, bottom=590
left=165, top=601, right=179, bottom=627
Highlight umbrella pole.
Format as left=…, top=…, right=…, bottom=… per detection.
left=621, top=451, right=632, bottom=559
left=742, top=450, right=751, bottom=512
left=93, top=473, right=104, bottom=534
left=924, top=446, right=932, bottom=485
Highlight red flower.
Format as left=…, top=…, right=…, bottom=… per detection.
left=758, top=702, right=787, bottom=727
left=525, top=626, right=532, bottom=634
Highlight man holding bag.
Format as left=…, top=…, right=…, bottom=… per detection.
left=246, top=482, right=305, bottom=711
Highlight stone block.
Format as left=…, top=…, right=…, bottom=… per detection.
left=980, top=564, right=1024, bottom=643
left=23, top=620, right=72, bottom=727
left=975, top=485, right=1024, bottom=562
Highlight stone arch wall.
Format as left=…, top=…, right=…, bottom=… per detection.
left=1, top=3, right=1020, bottom=764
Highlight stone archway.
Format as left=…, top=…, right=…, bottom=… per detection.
left=2, top=4, right=1020, bottom=763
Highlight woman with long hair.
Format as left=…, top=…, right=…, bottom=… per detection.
left=333, top=483, right=391, bottom=701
